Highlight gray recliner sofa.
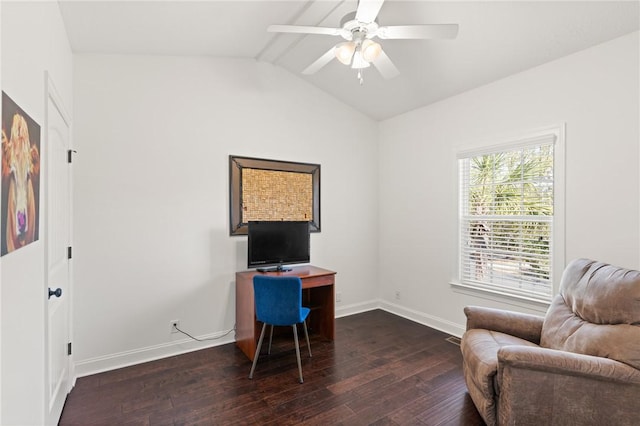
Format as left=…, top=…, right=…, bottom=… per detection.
left=460, top=258, right=640, bottom=425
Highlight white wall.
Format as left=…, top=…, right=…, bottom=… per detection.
left=1, top=2, right=73, bottom=425
left=72, top=54, right=379, bottom=374
left=378, top=32, right=640, bottom=335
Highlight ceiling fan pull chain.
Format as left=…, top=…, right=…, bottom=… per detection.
left=357, top=69, right=364, bottom=85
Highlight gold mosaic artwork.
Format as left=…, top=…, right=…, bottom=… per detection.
left=242, top=168, right=313, bottom=222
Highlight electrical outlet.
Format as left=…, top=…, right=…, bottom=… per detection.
left=336, top=292, right=342, bottom=303
left=170, top=320, right=180, bottom=333
left=395, top=291, right=401, bottom=300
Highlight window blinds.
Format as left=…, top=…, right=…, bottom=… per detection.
left=458, top=135, right=556, bottom=301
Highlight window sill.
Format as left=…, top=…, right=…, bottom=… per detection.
left=450, top=281, right=551, bottom=313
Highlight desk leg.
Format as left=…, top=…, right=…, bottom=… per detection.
left=236, top=275, right=257, bottom=361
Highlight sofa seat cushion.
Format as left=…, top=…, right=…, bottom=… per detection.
left=462, top=329, right=540, bottom=397
left=461, top=329, right=539, bottom=425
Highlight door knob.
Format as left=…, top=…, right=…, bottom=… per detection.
left=48, top=288, right=62, bottom=299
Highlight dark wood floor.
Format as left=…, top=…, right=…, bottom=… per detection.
left=59, top=310, right=484, bottom=425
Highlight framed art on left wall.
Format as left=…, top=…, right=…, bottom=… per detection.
left=1, top=91, right=41, bottom=255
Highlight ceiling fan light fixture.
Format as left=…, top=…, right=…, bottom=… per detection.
left=335, top=42, right=356, bottom=65
left=351, top=49, right=370, bottom=69
left=361, top=39, right=382, bottom=62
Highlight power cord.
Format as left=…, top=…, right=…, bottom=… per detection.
left=173, top=324, right=236, bottom=342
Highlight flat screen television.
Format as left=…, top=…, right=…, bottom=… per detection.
left=247, top=221, right=310, bottom=272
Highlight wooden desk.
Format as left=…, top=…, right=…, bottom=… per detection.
left=235, top=265, right=336, bottom=361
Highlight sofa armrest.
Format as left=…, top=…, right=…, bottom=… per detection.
left=464, top=306, right=544, bottom=344
left=498, top=345, right=640, bottom=384
left=496, top=345, right=640, bottom=425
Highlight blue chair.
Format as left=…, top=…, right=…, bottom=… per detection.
left=249, top=275, right=312, bottom=383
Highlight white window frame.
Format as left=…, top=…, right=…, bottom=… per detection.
left=452, top=124, right=565, bottom=305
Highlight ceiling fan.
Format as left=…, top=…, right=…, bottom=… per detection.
left=268, top=0, right=459, bottom=83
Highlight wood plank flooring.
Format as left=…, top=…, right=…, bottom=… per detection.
left=59, top=310, right=484, bottom=425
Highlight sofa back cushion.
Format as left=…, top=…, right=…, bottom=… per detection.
left=541, top=258, right=640, bottom=369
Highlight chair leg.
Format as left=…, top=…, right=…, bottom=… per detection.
left=268, top=324, right=274, bottom=355
left=249, top=323, right=268, bottom=379
left=302, top=320, right=312, bottom=358
left=292, top=324, right=303, bottom=384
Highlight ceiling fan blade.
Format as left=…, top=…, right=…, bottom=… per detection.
left=268, top=25, right=342, bottom=37
left=302, top=47, right=336, bottom=75
left=355, top=0, right=385, bottom=23
left=372, top=50, right=400, bottom=79
left=377, top=24, right=459, bottom=40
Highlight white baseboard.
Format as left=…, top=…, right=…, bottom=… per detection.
left=378, top=301, right=466, bottom=338
left=74, top=302, right=465, bottom=378
left=335, top=299, right=379, bottom=318
left=74, top=331, right=236, bottom=378
left=336, top=298, right=465, bottom=337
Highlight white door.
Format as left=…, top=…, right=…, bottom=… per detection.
left=44, top=74, right=72, bottom=425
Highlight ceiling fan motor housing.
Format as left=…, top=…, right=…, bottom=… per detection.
left=340, top=11, right=379, bottom=41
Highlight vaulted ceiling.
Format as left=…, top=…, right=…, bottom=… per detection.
left=59, top=1, right=640, bottom=120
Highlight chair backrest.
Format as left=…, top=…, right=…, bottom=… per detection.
left=541, top=258, right=640, bottom=369
left=253, top=275, right=305, bottom=326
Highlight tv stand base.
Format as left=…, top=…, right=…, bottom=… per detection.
left=257, top=265, right=292, bottom=272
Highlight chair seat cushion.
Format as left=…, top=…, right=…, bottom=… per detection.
left=300, top=306, right=310, bottom=322
left=461, top=329, right=540, bottom=425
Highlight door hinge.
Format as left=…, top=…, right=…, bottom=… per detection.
left=67, top=149, right=77, bottom=163
left=67, top=246, right=72, bottom=259
left=67, top=342, right=72, bottom=356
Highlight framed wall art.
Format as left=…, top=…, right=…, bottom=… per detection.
left=1, top=91, right=41, bottom=256
left=229, top=156, right=320, bottom=236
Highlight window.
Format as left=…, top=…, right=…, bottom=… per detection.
left=457, top=128, right=562, bottom=302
